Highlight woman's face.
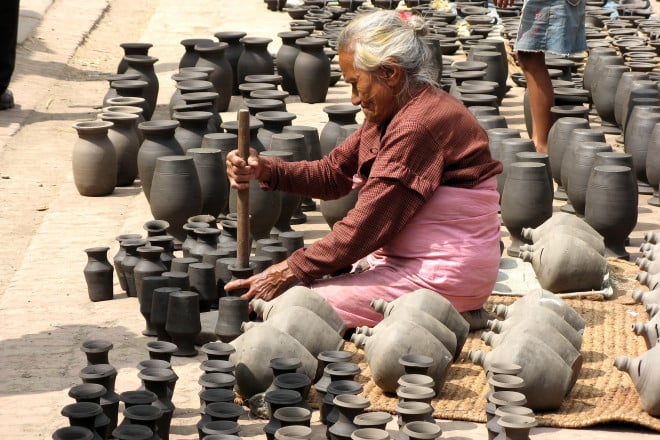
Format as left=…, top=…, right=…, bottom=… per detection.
left=339, top=50, right=399, bottom=125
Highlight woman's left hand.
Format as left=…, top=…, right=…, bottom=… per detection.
left=224, top=260, right=298, bottom=302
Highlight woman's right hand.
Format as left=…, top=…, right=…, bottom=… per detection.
left=226, top=148, right=269, bottom=190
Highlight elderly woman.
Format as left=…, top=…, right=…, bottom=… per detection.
left=226, top=10, right=503, bottom=330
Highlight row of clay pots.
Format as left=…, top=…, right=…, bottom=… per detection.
left=350, top=289, right=468, bottom=394
left=616, top=230, right=660, bottom=417
left=630, top=231, right=660, bottom=349
left=470, top=289, right=585, bottom=411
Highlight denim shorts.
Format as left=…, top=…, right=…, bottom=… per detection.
left=514, top=0, right=588, bottom=55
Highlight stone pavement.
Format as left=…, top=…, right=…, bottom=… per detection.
left=0, top=0, right=659, bottom=438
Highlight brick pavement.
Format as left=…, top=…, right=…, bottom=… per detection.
left=0, top=0, right=659, bottom=438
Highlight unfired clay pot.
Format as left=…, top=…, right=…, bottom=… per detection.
left=614, top=344, right=660, bottom=416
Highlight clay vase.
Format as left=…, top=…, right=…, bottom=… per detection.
left=186, top=148, right=227, bottom=218
left=113, top=234, right=142, bottom=293
left=592, top=64, right=629, bottom=126
left=283, top=125, right=323, bottom=165
left=228, top=324, right=318, bottom=399
left=108, top=79, right=150, bottom=121
left=277, top=31, right=310, bottom=95
left=294, top=37, right=331, bottom=104
left=547, top=117, right=590, bottom=200
left=582, top=47, right=619, bottom=92
left=147, top=234, right=175, bottom=271
left=620, top=80, right=659, bottom=138
left=372, top=288, right=469, bottom=355
left=173, top=111, right=213, bottom=153
left=493, top=288, right=586, bottom=333
left=121, top=405, right=162, bottom=438
left=151, top=287, right=180, bottom=342
left=496, top=138, right=537, bottom=197
left=194, top=42, right=233, bottom=112
left=120, top=238, right=148, bottom=298
left=256, top=111, right=297, bottom=150
left=222, top=118, right=266, bottom=152
left=61, top=402, right=104, bottom=440
left=228, top=179, right=282, bottom=241
left=72, top=120, right=117, bottom=196
left=201, top=341, right=236, bottom=361
left=164, top=290, right=201, bottom=356
left=351, top=320, right=453, bottom=394
left=137, top=368, right=176, bottom=440
left=214, top=31, right=246, bottom=95
left=116, top=42, right=153, bottom=73
left=564, top=141, right=613, bottom=215
left=521, top=212, right=602, bottom=244
left=469, top=335, right=573, bottom=411
left=615, top=73, right=648, bottom=130
left=134, top=245, right=167, bottom=302
left=320, top=104, right=361, bottom=156
left=638, top=271, right=660, bottom=290
left=632, top=288, right=660, bottom=307
left=560, top=128, right=606, bottom=213
left=521, top=236, right=608, bottom=292
left=80, top=340, right=113, bottom=366
left=215, top=296, right=249, bottom=343
left=178, top=38, right=212, bottom=68
left=647, top=122, right=660, bottom=206
left=79, top=364, right=121, bottom=433
left=122, top=55, right=159, bottom=120
left=251, top=285, right=347, bottom=335
left=631, top=320, right=660, bottom=349
left=236, top=37, right=274, bottom=85
left=188, top=262, right=218, bottom=312
left=584, top=165, right=639, bottom=259
left=83, top=246, right=114, bottom=302
left=242, top=306, right=344, bottom=356
left=624, top=105, right=660, bottom=185
left=486, top=127, right=521, bottom=162
left=52, top=426, right=96, bottom=440
left=328, top=394, right=370, bottom=440
left=269, top=133, right=308, bottom=229
left=140, top=276, right=168, bottom=336
left=98, top=112, right=140, bottom=186
left=137, top=120, right=184, bottom=202
left=501, top=162, right=554, bottom=257
left=149, top=156, right=203, bottom=242
left=614, top=345, right=660, bottom=416
left=364, top=304, right=458, bottom=361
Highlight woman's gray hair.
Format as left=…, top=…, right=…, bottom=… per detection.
left=336, top=9, right=438, bottom=97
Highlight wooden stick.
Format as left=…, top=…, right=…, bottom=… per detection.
left=236, top=109, right=250, bottom=269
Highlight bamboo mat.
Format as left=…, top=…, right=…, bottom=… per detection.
left=310, top=259, right=660, bottom=432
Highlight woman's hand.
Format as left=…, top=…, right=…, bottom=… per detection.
left=225, top=260, right=298, bottom=302
left=226, top=148, right=270, bottom=190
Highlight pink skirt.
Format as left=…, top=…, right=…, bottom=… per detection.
left=310, top=177, right=501, bottom=328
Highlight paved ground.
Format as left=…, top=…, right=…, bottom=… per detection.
left=0, top=0, right=659, bottom=438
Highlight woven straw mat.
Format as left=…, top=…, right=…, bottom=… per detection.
left=307, top=258, right=660, bottom=431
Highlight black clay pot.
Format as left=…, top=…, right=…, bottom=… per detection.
left=319, top=105, right=360, bottom=156
left=79, top=364, right=121, bottom=434
left=150, top=287, right=181, bottom=342
left=547, top=116, right=590, bottom=200
left=165, top=291, right=201, bottom=356
left=136, top=120, right=183, bottom=202
left=237, top=37, right=274, bottom=85
left=215, top=296, right=250, bottom=342
left=294, top=37, right=331, bottom=104
left=560, top=127, right=605, bottom=213
left=122, top=55, right=159, bottom=120
left=564, top=141, right=613, bottom=215
left=137, top=368, right=176, bottom=440
left=277, top=31, right=310, bottom=95
left=194, top=42, right=233, bottom=112
left=83, top=247, right=114, bottom=302
left=214, top=31, right=246, bottom=95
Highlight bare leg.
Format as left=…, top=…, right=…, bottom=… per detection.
left=517, top=51, right=554, bottom=154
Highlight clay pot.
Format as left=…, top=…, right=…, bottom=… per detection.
left=52, top=427, right=95, bottom=440
left=140, top=276, right=168, bottom=337
left=501, top=162, right=554, bottom=257
left=215, top=296, right=250, bottom=343
left=353, top=412, right=392, bottom=431
left=147, top=235, right=175, bottom=271
left=275, top=425, right=313, bottom=440
left=185, top=148, right=227, bottom=218
left=150, top=286, right=180, bottom=342
left=547, top=117, right=590, bottom=200
left=520, top=212, right=602, bottom=244
left=137, top=368, right=176, bottom=440
left=492, top=288, right=586, bottom=332
left=320, top=104, right=361, bottom=156
left=592, top=64, right=630, bottom=126
left=496, top=138, right=537, bottom=197
left=120, top=238, right=148, bottom=298
left=395, top=401, right=434, bottom=428
left=486, top=127, right=521, bottom=161
left=149, top=156, right=203, bottom=242
left=638, top=271, right=660, bottom=290
left=351, top=319, right=452, bottom=394
left=201, top=341, right=236, bottom=361
left=83, top=247, right=114, bottom=302
left=72, top=121, right=117, bottom=196
left=350, top=428, right=390, bottom=440
left=252, top=285, right=347, bottom=334
left=632, top=288, right=660, bottom=307
left=214, top=31, right=246, bottom=95
left=228, top=324, right=318, bottom=399
left=229, top=179, right=281, bottom=241
left=98, top=112, right=140, bottom=186
left=495, top=414, right=537, bottom=440
left=80, top=340, right=113, bottom=366
left=194, top=42, right=233, bottom=112
left=137, top=120, right=184, bottom=202
left=521, top=236, right=608, bottom=292
left=314, top=351, right=354, bottom=394
left=564, top=141, right=613, bottom=215
left=188, top=262, right=218, bottom=312
left=134, top=245, right=167, bottom=302
left=328, top=394, right=370, bottom=440
left=294, top=37, right=331, bottom=104
left=277, top=31, right=310, bottom=95
left=631, top=320, right=660, bottom=349
left=585, top=165, right=639, bottom=259
left=242, top=306, right=344, bottom=356
left=61, top=402, right=104, bottom=440
left=583, top=47, right=619, bottom=92
left=237, top=37, right=274, bottom=85
left=122, top=55, right=159, bottom=120
left=79, top=364, right=121, bottom=433
left=469, top=335, right=573, bottom=411
left=625, top=105, right=660, bottom=186
left=614, top=345, right=660, bottom=416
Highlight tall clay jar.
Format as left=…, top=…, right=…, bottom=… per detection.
left=72, top=120, right=118, bottom=197
left=187, top=148, right=228, bottom=218
left=173, top=111, right=213, bottom=153
left=113, top=233, right=142, bottom=293
left=276, top=31, right=310, bottom=95
left=117, top=42, right=153, bottom=74
left=98, top=112, right=141, bottom=187
left=214, top=31, right=246, bottom=95
left=585, top=165, right=639, bottom=259
left=122, top=55, right=159, bottom=121
left=149, top=156, right=203, bottom=242
left=137, top=120, right=184, bottom=202
left=194, top=42, right=233, bottom=112
left=134, top=245, right=167, bottom=301
left=236, top=37, right=274, bottom=86
left=294, top=37, right=331, bottom=104
left=179, top=38, right=213, bottom=69
left=165, top=291, right=202, bottom=356
left=320, top=105, right=361, bottom=156
left=84, top=246, right=114, bottom=302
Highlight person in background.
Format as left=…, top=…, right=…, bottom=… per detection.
left=494, top=0, right=587, bottom=153
left=0, top=0, right=20, bottom=110
left=225, top=10, right=503, bottom=331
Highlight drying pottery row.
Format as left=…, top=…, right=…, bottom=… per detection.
left=470, top=289, right=585, bottom=411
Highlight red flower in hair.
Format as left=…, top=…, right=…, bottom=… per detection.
left=398, top=10, right=412, bottom=22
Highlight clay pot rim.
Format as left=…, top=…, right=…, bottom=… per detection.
left=494, top=405, right=535, bottom=418
left=180, top=37, right=214, bottom=47
left=274, top=425, right=313, bottom=439
left=489, top=390, right=527, bottom=407
left=326, top=379, right=363, bottom=395
left=270, top=356, right=304, bottom=370
left=244, top=74, right=283, bottom=83
left=322, top=103, right=361, bottom=114
left=99, top=111, right=140, bottom=121
left=255, top=110, right=297, bottom=122
left=214, top=31, right=247, bottom=40
left=239, top=36, right=273, bottom=45
left=400, top=420, right=442, bottom=439
left=73, top=120, right=114, bottom=132
left=194, top=41, right=229, bottom=52
left=332, top=393, right=370, bottom=408
left=120, top=42, right=153, bottom=50
left=396, top=385, right=435, bottom=400
left=488, top=374, right=525, bottom=389
left=274, top=372, right=312, bottom=388
left=138, top=120, right=179, bottom=131
left=79, top=363, right=116, bottom=378
left=273, top=406, right=312, bottom=421
left=398, top=374, right=436, bottom=388
left=138, top=367, right=177, bottom=382
left=206, top=401, right=245, bottom=418
left=61, top=401, right=103, bottom=418
left=104, top=102, right=145, bottom=113
left=122, top=54, right=159, bottom=63
left=353, top=411, right=393, bottom=425
left=199, top=372, right=237, bottom=388
left=265, top=388, right=303, bottom=405
left=119, top=390, right=157, bottom=404
left=146, top=340, right=178, bottom=353
left=497, top=414, right=538, bottom=429
left=83, top=246, right=111, bottom=255
left=399, top=353, right=434, bottom=368
left=350, top=428, right=390, bottom=440
left=52, top=426, right=95, bottom=440
left=124, top=404, right=163, bottom=420
left=110, top=79, right=149, bottom=88
left=136, top=359, right=172, bottom=370
left=68, top=383, right=107, bottom=400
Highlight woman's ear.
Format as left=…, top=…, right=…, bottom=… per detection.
left=381, top=58, right=404, bottom=87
